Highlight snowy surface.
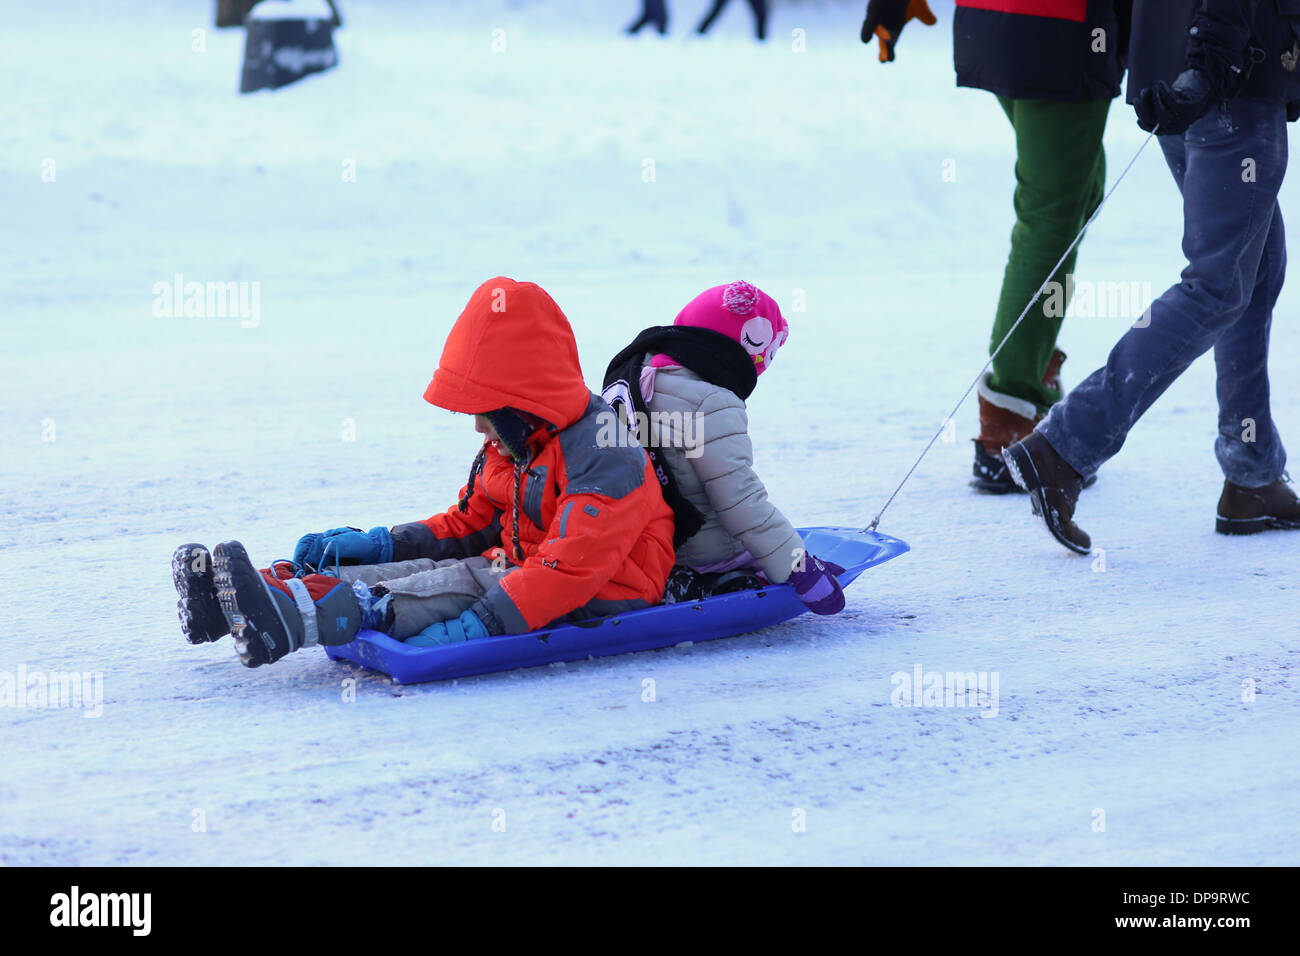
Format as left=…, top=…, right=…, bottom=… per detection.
left=3, top=0, right=1298, bottom=865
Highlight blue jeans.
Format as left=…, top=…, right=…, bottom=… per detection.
left=1040, top=98, right=1289, bottom=487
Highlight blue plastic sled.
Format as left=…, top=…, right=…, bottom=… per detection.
left=323, top=526, right=909, bottom=684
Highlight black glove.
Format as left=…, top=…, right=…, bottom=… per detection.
left=860, top=0, right=936, bottom=63
left=1134, top=69, right=1214, bottom=135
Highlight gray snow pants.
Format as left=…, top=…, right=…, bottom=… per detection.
left=334, top=556, right=514, bottom=640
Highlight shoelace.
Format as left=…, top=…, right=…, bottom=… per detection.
left=269, top=558, right=308, bottom=579
left=318, top=540, right=344, bottom=578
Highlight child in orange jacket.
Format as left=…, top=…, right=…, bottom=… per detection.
left=172, top=278, right=675, bottom=667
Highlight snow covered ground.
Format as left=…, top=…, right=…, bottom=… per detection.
left=3, top=0, right=1298, bottom=866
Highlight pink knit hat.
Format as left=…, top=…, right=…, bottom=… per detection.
left=651, top=280, right=789, bottom=376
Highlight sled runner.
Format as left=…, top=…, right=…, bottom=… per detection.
left=324, top=526, right=909, bottom=684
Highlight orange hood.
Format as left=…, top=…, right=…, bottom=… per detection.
left=423, top=278, right=592, bottom=429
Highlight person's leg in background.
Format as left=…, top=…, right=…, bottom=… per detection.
left=696, top=0, right=728, bottom=34
left=627, top=0, right=668, bottom=35
left=747, top=0, right=768, bottom=40
left=1012, top=99, right=1298, bottom=548
left=1213, top=204, right=1287, bottom=489
left=972, top=95, right=1110, bottom=493
left=1212, top=194, right=1295, bottom=533
left=1039, top=103, right=1287, bottom=478
left=1147, top=130, right=1286, bottom=490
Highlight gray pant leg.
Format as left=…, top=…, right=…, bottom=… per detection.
left=368, top=556, right=516, bottom=639
left=333, top=558, right=444, bottom=588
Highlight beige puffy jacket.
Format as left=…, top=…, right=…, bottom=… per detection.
left=642, top=361, right=804, bottom=583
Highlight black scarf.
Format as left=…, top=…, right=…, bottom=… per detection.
left=603, top=326, right=757, bottom=549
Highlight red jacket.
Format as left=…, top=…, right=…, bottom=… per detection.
left=390, top=278, right=675, bottom=634
left=958, top=0, right=1084, bottom=17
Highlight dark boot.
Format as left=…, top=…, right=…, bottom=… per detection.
left=213, top=541, right=362, bottom=668
left=664, top=565, right=764, bottom=603
left=972, top=351, right=1099, bottom=494
left=708, top=569, right=765, bottom=596
left=1002, top=432, right=1091, bottom=554
left=664, top=566, right=705, bottom=604
left=971, top=390, right=1039, bottom=495
left=172, top=543, right=228, bottom=644
left=1216, top=477, right=1300, bottom=535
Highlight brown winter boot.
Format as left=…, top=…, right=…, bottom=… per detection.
left=1215, top=477, right=1300, bottom=535
left=972, top=350, right=1093, bottom=494
left=1002, top=432, right=1091, bottom=554
left=972, top=392, right=1039, bottom=494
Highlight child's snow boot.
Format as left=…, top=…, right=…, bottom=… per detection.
left=664, top=566, right=765, bottom=603
left=1002, top=432, right=1091, bottom=554
left=172, top=543, right=228, bottom=644
left=212, top=540, right=363, bottom=667
left=709, top=568, right=765, bottom=596
left=664, top=565, right=706, bottom=603
left=1216, top=476, right=1300, bottom=535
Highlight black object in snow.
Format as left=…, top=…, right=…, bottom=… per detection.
left=239, top=11, right=338, bottom=94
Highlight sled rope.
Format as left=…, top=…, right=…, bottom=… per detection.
left=867, top=127, right=1159, bottom=533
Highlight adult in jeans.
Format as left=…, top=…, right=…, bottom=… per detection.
left=861, top=0, right=1131, bottom=493
left=1004, top=0, right=1300, bottom=552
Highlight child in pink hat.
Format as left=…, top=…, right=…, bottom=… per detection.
left=649, top=280, right=789, bottom=376
left=604, top=281, right=844, bottom=613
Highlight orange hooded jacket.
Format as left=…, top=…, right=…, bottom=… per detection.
left=390, top=278, right=675, bottom=635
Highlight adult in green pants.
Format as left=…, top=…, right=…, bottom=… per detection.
left=861, top=0, right=1130, bottom=492
left=986, top=95, right=1110, bottom=416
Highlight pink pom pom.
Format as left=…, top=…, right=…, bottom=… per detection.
left=722, top=280, right=759, bottom=316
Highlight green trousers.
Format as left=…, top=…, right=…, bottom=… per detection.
left=987, top=95, right=1111, bottom=414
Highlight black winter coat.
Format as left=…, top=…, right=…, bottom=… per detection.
left=953, top=0, right=1131, bottom=102
left=1127, top=0, right=1300, bottom=121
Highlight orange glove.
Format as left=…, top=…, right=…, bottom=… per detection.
left=860, top=0, right=937, bottom=63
